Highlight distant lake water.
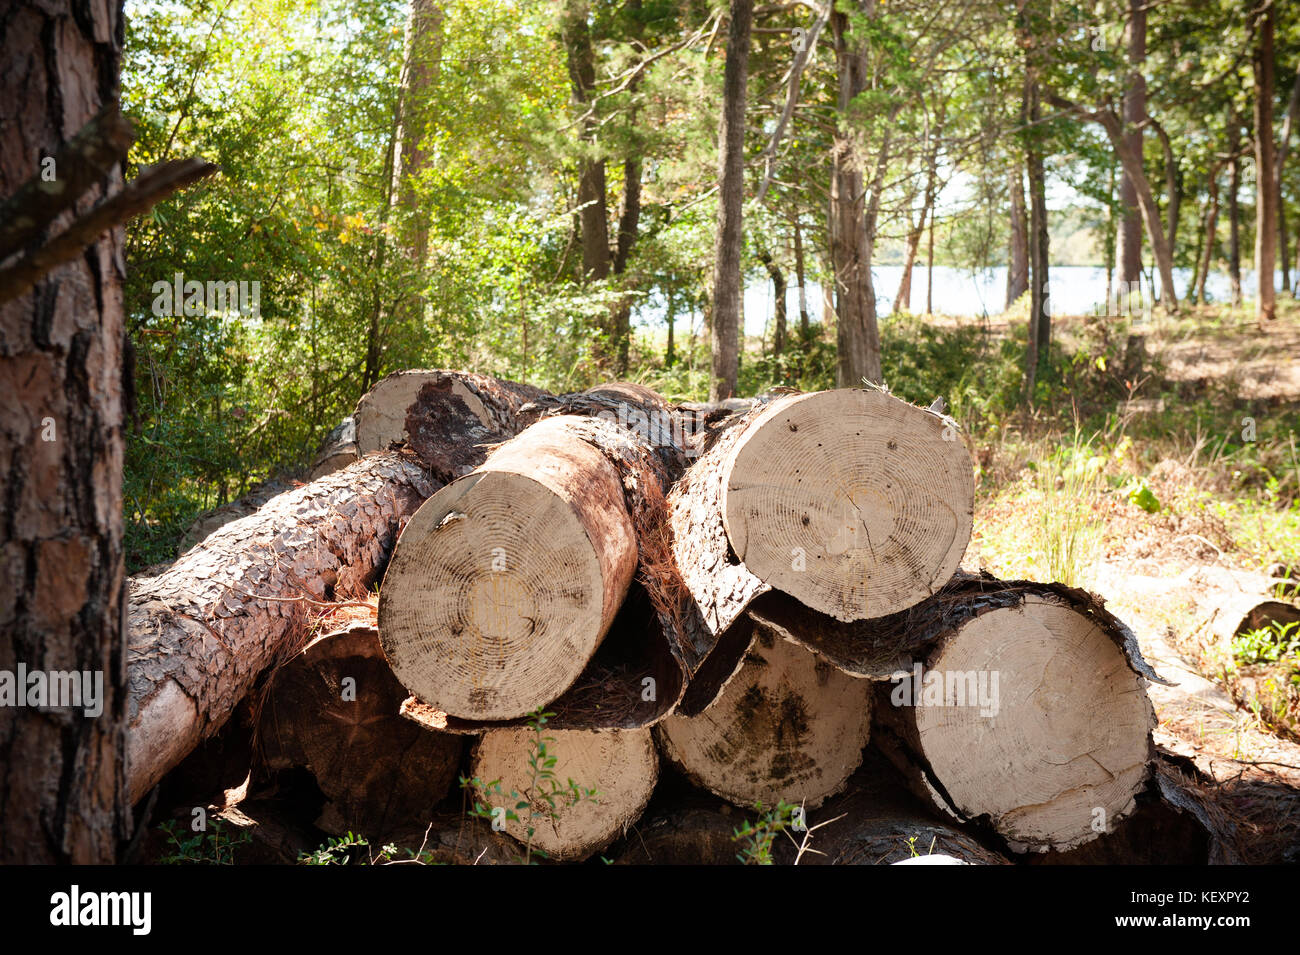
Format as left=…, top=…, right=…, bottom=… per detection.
left=635, top=265, right=1284, bottom=338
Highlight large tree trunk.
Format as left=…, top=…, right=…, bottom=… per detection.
left=126, top=451, right=438, bottom=804
left=470, top=725, right=657, bottom=862
left=709, top=0, right=753, bottom=401
left=1253, top=2, right=1278, bottom=322
left=655, top=622, right=873, bottom=810
left=0, top=0, right=131, bottom=864
left=869, top=574, right=1164, bottom=854
left=257, top=620, right=463, bottom=841
left=1006, top=160, right=1029, bottom=308
left=1115, top=0, right=1145, bottom=289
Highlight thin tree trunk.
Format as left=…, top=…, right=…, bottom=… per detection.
left=759, top=252, right=788, bottom=358
left=1025, top=76, right=1051, bottom=394
left=1274, top=65, right=1300, bottom=293
left=1229, top=112, right=1244, bottom=307
left=1006, top=160, right=1029, bottom=309
left=563, top=0, right=611, bottom=292
left=1115, top=0, right=1146, bottom=288
left=1195, top=167, right=1220, bottom=305
left=1105, top=162, right=1116, bottom=309
left=666, top=286, right=676, bottom=367
left=709, top=0, right=753, bottom=400
left=793, top=216, right=810, bottom=342
left=0, top=0, right=131, bottom=864
left=1253, top=2, right=1278, bottom=322
left=894, top=207, right=921, bottom=315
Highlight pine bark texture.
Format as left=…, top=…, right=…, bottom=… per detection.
left=0, top=0, right=132, bottom=863
left=127, top=450, right=438, bottom=804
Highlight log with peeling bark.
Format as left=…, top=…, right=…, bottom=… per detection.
left=655, top=623, right=873, bottom=811
left=665, top=387, right=973, bottom=715
left=866, top=573, right=1167, bottom=853
left=382, top=384, right=691, bottom=728
left=256, top=621, right=462, bottom=841
left=358, top=368, right=546, bottom=460
left=470, top=726, right=658, bottom=862
left=126, top=449, right=440, bottom=804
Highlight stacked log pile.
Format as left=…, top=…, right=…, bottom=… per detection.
left=127, top=370, right=1245, bottom=864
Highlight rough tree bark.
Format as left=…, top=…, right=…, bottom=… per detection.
left=1228, top=111, right=1244, bottom=307
left=0, top=0, right=132, bottom=864
left=709, top=0, right=753, bottom=400
left=126, top=451, right=438, bottom=804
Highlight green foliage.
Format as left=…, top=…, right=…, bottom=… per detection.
left=460, top=708, right=599, bottom=865
left=157, top=818, right=251, bottom=865
left=1231, top=621, right=1300, bottom=670
left=299, top=831, right=439, bottom=865
left=732, top=799, right=797, bottom=866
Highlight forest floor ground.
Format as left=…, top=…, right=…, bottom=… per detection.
left=965, top=299, right=1300, bottom=862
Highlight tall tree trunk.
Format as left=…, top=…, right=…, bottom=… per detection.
left=0, top=0, right=131, bottom=862
left=1151, top=118, right=1181, bottom=263
left=393, top=0, right=444, bottom=283
left=1274, top=65, right=1300, bottom=293
left=563, top=0, right=611, bottom=290
left=1104, top=162, right=1116, bottom=309
left=611, top=156, right=643, bottom=373
left=709, top=0, right=753, bottom=400
left=1228, top=112, right=1244, bottom=307
left=1115, top=0, right=1146, bottom=288
left=830, top=2, right=884, bottom=386
left=1006, top=160, right=1029, bottom=308
left=1253, top=2, right=1277, bottom=322
left=894, top=208, right=921, bottom=315
left=1025, top=76, right=1051, bottom=395
left=1195, top=168, right=1220, bottom=306
left=1093, top=107, right=1179, bottom=313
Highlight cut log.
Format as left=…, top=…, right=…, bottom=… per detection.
left=360, top=368, right=545, bottom=459
left=127, top=449, right=439, bottom=804
left=256, top=621, right=462, bottom=841
left=655, top=624, right=873, bottom=810
left=665, top=387, right=972, bottom=714
left=308, top=416, right=358, bottom=480
left=380, top=415, right=638, bottom=720
left=721, top=389, right=972, bottom=622
left=470, top=726, right=658, bottom=862
left=382, top=384, right=691, bottom=727
left=869, top=574, right=1165, bottom=853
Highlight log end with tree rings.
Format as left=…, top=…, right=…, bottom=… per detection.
left=470, top=726, right=658, bottom=862
left=887, top=594, right=1156, bottom=853
left=655, top=625, right=874, bottom=811
left=720, top=389, right=973, bottom=622
left=379, top=416, right=638, bottom=721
